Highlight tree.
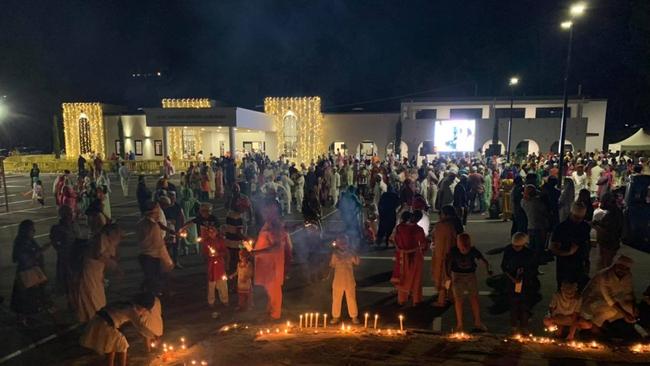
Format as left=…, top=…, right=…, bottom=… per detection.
left=52, top=115, right=61, bottom=159
left=117, top=117, right=125, bottom=159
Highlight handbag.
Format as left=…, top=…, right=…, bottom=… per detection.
left=19, top=266, right=47, bottom=288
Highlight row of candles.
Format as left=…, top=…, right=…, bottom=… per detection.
left=298, top=312, right=405, bottom=332
left=153, top=336, right=209, bottom=365
left=448, top=331, right=650, bottom=355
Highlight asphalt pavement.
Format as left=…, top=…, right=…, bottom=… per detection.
left=0, top=173, right=648, bottom=365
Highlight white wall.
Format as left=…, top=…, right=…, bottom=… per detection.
left=322, top=113, right=400, bottom=158
left=104, top=114, right=163, bottom=160
left=236, top=108, right=275, bottom=131
left=581, top=101, right=607, bottom=151
left=200, top=130, right=230, bottom=157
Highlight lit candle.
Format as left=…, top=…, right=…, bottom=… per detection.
left=323, top=314, right=327, bottom=328
left=287, top=321, right=291, bottom=328
left=300, top=314, right=303, bottom=328
left=310, top=313, right=314, bottom=328
left=191, top=361, right=197, bottom=365
left=201, top=361, right=208, bottom=366
left=180, top=337, right=186, bottom=343
left=374, top=314, right=378, bottom=329
left=364, top=313, right=369, bottom=328
left=399, top=315, right=404, bottom=332
left=197, top=237, right=202, bottom=243
left=315, top=313, right=320, bottom=328
left=341, top=322, right=345, bottom=332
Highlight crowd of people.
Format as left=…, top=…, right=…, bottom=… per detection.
left=10, top=147, right=650, bottom=365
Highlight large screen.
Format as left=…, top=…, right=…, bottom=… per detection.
left=434, top=119, right=476, bottom=152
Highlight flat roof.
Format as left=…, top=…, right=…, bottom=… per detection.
left=402, top=96, right=607, bottom=105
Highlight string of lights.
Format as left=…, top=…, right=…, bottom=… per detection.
left=162, top=98, right=211, bottom=159
left=62, top=103, right=104, bottom=159
left=264, top=97, right=323, bottom=163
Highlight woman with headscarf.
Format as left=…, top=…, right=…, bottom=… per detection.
left=11, top=220, right=53, bottom=325
left=253, top=198, right=292, bottom=319
left=431, top=205, right=463, bottom=307
left=75, top=223, right=123, bottom=322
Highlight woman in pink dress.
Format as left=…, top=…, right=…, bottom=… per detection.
left=62, top=185, right=78, bottom=218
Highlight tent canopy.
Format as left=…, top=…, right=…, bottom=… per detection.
left=608, top=128, right=650, bottom=152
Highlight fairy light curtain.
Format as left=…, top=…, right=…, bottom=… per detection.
left=264, top=97, right=323, bottom=163
left=62, top=103, right=105, bottom=159
left=161, top=98, right=211, bottom=159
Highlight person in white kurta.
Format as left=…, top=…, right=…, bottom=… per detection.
left=589, top=163, right=603, bottom=196
left=571, top=165, right=588, bottom=199
left=118, top=163, right=130, bottom=197
left=80, top=293, right=157, bottom=365
left=372, top=174, right=387, bottom=207
left=76, top=225, right=122, bottom=323
left=580, top=255, right=636, bottom=328
left=330, top=168, right=341, bottom=206
left=207, top=167, right=216, bottom=199
left=280, top=172, right=294, bottom=214
left=295, top=173, right=305, bottom=212
left=330, top=237, right=360, bottom=323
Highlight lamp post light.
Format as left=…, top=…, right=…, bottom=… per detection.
left=506, top=76, right=519, bottom=162
left=558, top=2, right=586, bottom=188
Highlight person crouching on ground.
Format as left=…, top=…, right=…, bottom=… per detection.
left=230, top=249, right=254, bottom=311
left=447, top=232, right=491, bottom=333
left=80, top=292, right=158, bottom=366
left=202, top=226, right=228, bottom=312
left=501, top=232, right=537, bottom=335
left=543, top=281, right=591, bottom=340
left=330, top=234, right=360, bottom=325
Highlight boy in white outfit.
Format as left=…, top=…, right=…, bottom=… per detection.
left=330, top=234, right=360, bottom=324
left=280, top=171, right=294, bottom=214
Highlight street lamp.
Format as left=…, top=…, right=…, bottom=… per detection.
left=558, top=2, right=586, bottom=188
left=505, top=76, right=519, bottom=162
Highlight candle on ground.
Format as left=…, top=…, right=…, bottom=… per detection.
left=399, top=315, right=404, bottom=332
left=374, top=314, right=379, bottom=329
left=315, top=313, right=320, bottom=328
left=300, top=315, right=303, bottom=328
left=364, top=313, right=369, bottom=328
left=323, top=314, right=327, bottom=328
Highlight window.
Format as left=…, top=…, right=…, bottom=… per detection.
left=114, top=140, right=122, bottom=156
left=415, top=109, right=437, bottom=119
left=450, top=108, right=482, bottom=120
left=495, top=108, right=525, bottom=119
left=282, top=111, right=298, bottom=159
left=182, top=129, right=196, bottom=156
left=535, top=107, right=569, bottom=118
left=134, top=140, right=143, bottom=156
left=154, top=140, right=163, bottom=156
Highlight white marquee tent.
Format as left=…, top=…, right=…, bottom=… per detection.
left=608, top=128, right=650, bottom=152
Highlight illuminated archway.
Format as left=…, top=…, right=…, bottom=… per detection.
left=265, top=97, right=323, bottom=163
left=62, top=103, right=105, bottom=159
left=329, top=141, right=347, bottom=156
left=386, top=141, right=408, bottom=158
left=282, top=111, right=299, bottom=159
left=357, top=141, right=377, bottom=158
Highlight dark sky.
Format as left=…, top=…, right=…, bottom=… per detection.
left=1, top=0, right=648, bottom=149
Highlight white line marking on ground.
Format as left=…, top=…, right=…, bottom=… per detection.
left=358, top=286, right=492, bottom=296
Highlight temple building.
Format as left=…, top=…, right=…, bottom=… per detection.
left=61, top=96, right=607, bottom=164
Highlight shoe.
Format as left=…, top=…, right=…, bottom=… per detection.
left=351, top=317, right=360, bottom=324
left=330, top=317, right=340, bottom=325
left=175, top=263, right=184, bottom=269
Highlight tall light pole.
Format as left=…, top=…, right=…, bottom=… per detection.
left=506, top=76, right=519, bottom=162
left=558, top=2, right=586, bottom=188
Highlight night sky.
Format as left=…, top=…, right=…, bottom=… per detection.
left=0, top=0, right=648, bottom=149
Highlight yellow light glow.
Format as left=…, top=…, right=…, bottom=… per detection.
left=162, top=98, right=210, bottom=159
left=62, top=103, right=105, bottom=159
left=561, top=21, right=573, bottom=29
left=509, top=77, right=519, bottom=86
left=264, top=97, right=323, bottom=163
left=161, top=98, right=211, bottom=109
left=570, top=2, right=586, bottom=17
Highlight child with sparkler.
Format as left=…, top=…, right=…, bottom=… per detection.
left=330, top=234, right=360, bottom=325
left=202, top=226, right=229, bottom=311
left=231, top=249, right=254, bottom=311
